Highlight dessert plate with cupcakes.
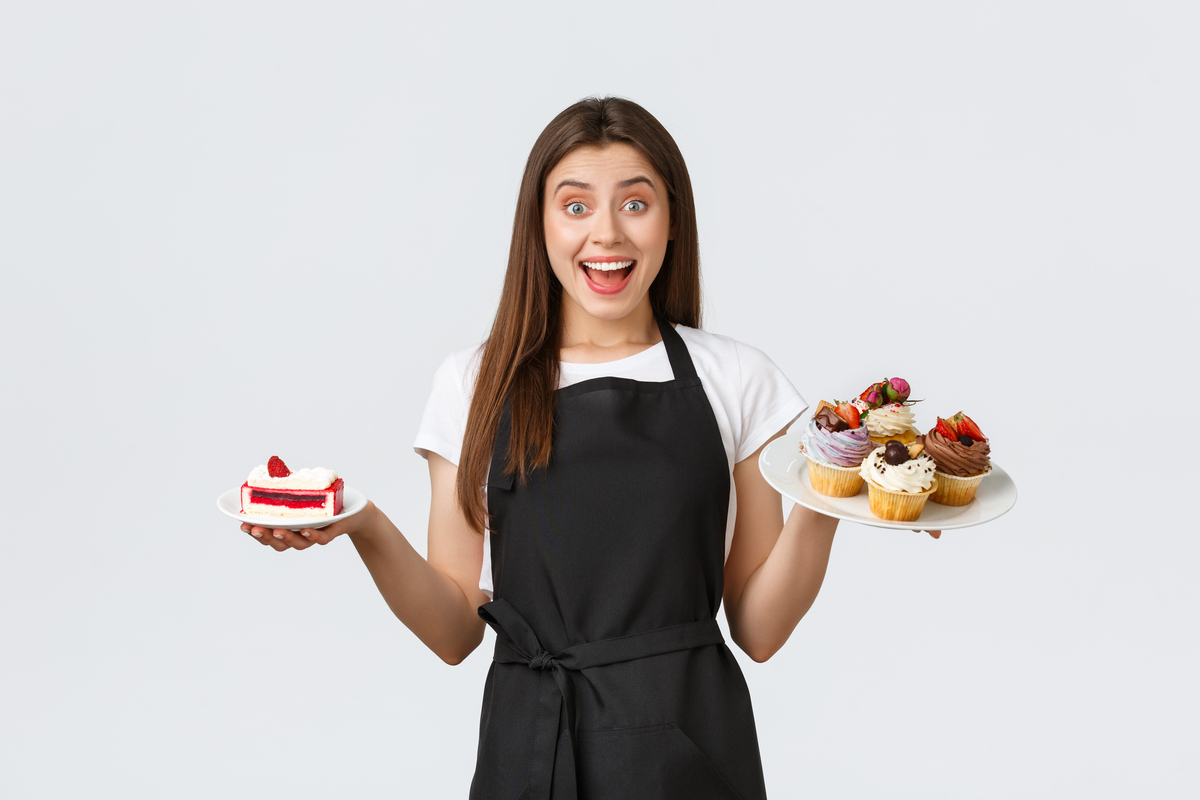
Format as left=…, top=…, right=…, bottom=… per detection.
left=759, top=378, right=1017, bottom=531
left=216, top=455, right=367, bottom=531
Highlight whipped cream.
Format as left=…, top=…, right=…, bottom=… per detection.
left=860, top=446, right=936, bottom=493
left=247, top=465, right=338, bottom=490
left=864, top=403, right=917, bottom=437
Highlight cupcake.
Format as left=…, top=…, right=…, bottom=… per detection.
left=924, top=412, right=991, bottom=506
left=859, top=440, right=938, bottom=521
left=853, top=377, right=921, bottom=446
left=800, top=401, right=875, bottom=497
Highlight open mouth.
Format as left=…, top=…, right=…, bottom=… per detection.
left=580, top=259, right=636, bottom=291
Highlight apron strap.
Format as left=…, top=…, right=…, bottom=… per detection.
left=487, top=319, right=699, bottom=494
left=478, top=599, right=724, bottom=800
left=656, top=316, right=699, bottom=381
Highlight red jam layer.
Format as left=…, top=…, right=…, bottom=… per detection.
left=241, top=478, right=344, bottom=511
left=250, top=491, right=327, bottom=508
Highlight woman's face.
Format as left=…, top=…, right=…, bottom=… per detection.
left=543, top=143, right=671, bottom=324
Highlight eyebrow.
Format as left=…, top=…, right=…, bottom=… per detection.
left=552, top=176, right=657, bottom=195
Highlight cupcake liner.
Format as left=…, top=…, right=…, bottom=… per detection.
left=930, top=468, right=990, bottom=506
left=865, top=478, right=937, bottom=522
left=807, top=458, right=865, bottom=497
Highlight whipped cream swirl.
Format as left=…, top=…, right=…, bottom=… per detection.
left=801, top=419, right=875, bottom=468
left=864, top=403, right=917, bottom=437
left=247, top=465, right=338, bottom=490
left=860, top=446, right=936, bottom=493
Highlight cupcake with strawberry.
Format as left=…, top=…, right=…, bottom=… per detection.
left=800, top=400, right=875, bottom=497
left=923, top=412, right=991, bottom=506
left=854, top=377, right=921, bottom=446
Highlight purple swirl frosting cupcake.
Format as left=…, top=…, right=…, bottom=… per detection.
left=801, top=417, right=875, bottom=467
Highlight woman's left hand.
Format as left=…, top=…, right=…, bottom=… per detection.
left=916, top=529, right=942, bottom=539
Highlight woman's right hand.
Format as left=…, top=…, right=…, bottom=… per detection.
left=236, top=454, right=488, bottom=663
left=240, top=501, right=377, bottom=552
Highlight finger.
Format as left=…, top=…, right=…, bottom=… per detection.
left=249, top=525, right=292, bottom=550
left=269, top=528, right=314, bottom=550
left=243, top=524, right=273, bottom=545
left=242, top=522, right=277, bottom=546
left=299, top=526, right=334, bottom=545
left=928, top=530, right=941, bottom=539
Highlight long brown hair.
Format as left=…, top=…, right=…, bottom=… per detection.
left=457, top=97, right=702, bottom=532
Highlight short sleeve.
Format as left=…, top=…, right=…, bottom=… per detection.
left=732, top=341, right=808, bottom=463
left=413, top=346, right=480, bottom=465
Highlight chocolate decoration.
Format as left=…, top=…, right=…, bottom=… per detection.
left=958, top=434, right=974, bottom=446
left=814, top=407, right=849, bottom=433
left=884, top=441, right=910, bottom=465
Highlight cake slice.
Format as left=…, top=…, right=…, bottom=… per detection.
left=240, top=456, right=344, bottom=518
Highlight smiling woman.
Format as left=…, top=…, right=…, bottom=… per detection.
left=240, top=97, right=841, bottom=799
left=457, top=100, right=703, bottom=516
left=545, top=150, right=668, bottom=304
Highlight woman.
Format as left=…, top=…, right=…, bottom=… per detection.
left=242, top=97, right=842, bottom=799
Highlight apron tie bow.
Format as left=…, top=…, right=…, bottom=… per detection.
left=478, top=598, right=725, bottom=800
left=528, top=652, right=557, bottom=670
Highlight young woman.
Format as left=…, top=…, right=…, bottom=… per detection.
left=241, top=97, right=846, bottom=799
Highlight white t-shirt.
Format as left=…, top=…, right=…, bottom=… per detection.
left=412, top=325, right=807, bottom=598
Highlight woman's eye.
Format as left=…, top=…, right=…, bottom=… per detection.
left=567, top=202, right=588, bottom=215
left=624, top=200, right=645, bottom=212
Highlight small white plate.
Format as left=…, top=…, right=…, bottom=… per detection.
left=759, top=426, right=1017, bottom=531
left=216, top=486, right=368, bottom=530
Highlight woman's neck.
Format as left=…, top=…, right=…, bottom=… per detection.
left=559, top=296, right=662, bottom=364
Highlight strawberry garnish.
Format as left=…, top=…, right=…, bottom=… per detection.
left=953, top=412, right=986, bottom=442
left=934, top=417, right=958, bottom=440
left=834, top=402, right=861, bottom=429
left=267, top=455, right=291, bottom=478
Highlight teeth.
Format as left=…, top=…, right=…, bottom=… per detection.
left=581, top=260, right=634, bottom=271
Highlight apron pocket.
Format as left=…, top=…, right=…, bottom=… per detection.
left=486, top=470, right=514, bottom=492
left=576, top=723, right=744, bottom=800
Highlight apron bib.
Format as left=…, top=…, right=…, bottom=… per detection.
left=471, top=319, right=767, bottom=800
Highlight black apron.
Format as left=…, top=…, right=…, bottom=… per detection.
left=471, top=319, right=767, bottom=800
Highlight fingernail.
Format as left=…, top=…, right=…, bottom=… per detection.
left=300, top=531, right=311, bottom=538
left=251, top=531, right=263, bottom=539
left=273, top=533, right=284, bottom=539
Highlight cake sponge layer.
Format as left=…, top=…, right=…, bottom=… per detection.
left=240, top=479, right=344, bottom=518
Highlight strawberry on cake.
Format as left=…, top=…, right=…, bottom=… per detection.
left=240, top=456, right=344, bottom=518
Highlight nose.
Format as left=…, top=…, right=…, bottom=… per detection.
left=590, top=205, right=624, bottom=248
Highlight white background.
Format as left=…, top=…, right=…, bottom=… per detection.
left=2, top=2, right=1196, bottom=797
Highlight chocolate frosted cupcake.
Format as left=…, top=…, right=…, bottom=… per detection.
left=924, top=412, right=991, bottom=506
left=801, top=401, right=875, bottom=497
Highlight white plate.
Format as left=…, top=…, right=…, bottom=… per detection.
left=759, top=426, right=1017, bottom=531
left=215, top=486, right=368, bottom=530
